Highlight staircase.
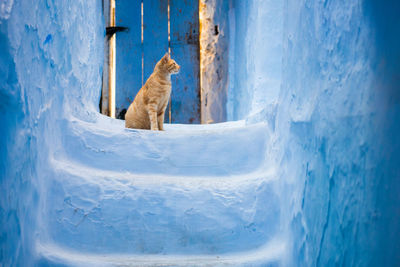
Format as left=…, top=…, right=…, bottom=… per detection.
left=34, top=114, right=286, bottom=266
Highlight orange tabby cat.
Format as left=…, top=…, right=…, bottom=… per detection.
left=125, top=53, right=180, bottom=130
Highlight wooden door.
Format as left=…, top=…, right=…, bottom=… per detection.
left=115, top=0, right=200, bottom=123
left=115, top=0, right=141, bottom=119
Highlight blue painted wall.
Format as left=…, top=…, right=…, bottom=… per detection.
left=227, top=0, right=283, bottom=121
left=0, top=1, right=104, bottom=265
left=229, top=0, right=400, bottom=265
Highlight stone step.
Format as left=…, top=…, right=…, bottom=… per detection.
left=35, top=237, right=286, bottom=267
left=40, top=158, right=279, bottom=255
left=59, top=117, right=270, bottom=176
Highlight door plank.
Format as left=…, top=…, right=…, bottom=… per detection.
left=115, top=0, right=142, bottom=118
left=143, top=0, right=169, bottom=82
left=170, top=0, right=201, bottom=123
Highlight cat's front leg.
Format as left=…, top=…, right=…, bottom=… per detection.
left=147, top=104, right=159, bottom=130
left=157, top=112, right=165, bottom=131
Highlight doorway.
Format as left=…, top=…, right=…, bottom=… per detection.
left=101, top=0, right=228, bottom=124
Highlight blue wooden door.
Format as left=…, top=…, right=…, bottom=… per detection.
left=115, top=0, right=141, bottom=119
left=115, top=0, right=200, bottom=123
left=170, top=1, right=200, bottom=123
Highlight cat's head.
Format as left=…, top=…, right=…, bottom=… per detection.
left=157, top=53, right=180, bottom=74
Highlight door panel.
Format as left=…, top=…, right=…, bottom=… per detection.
left=170, top=0, right=200, bottom=123
left=115, top=0, right=141, bottom=118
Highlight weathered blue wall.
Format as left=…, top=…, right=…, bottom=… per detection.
left=229, top=0, right=400, bottom=265
left=278, top=1, right=400, bottom=265
left=227, top=0, right=283, bottom=121
left=0, top=1, right=103, bottom=265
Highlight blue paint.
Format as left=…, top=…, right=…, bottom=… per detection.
left=116, top=0, right=200, bottom=123
left=143, top=0, right=168, bottom=81
left=143, top=0, right=169, bottom=122
left=115, top=0, right=141, bottom=118
left=0, top=1, right=104, bottom=265
left=44, top=34, right=52, bottom=45
left=227, top=0, right=283, bottom=121
left=170, top=0, right=201, bottom=123
left=1, top=0, right=400, bottom=266
left=229, top=0, right=400, bottom=265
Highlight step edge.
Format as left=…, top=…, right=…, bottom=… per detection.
left=50, top=156, right=278, bottom=187
left=36, top=236, right=287, bottom=267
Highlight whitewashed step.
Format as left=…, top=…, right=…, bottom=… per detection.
left=58, top=116, right=270, bottom=176
left=35, top=237, right=287, bottom=267
left=36, top=115, right=281, bottom=266
left=41, top=158, right=279, bottom=255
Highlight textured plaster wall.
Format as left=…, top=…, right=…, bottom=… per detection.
left=278, top=1, right=400, bottom=265
left=227, top=0, right=283, bottom=121
left=0, top=0, right=104, bottom=265
left=199, top=0, right=229, bottom=124
left=230, top=0, right=400, bottom=265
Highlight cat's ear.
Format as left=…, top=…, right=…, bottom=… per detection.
left=162, top=53, right=170, bottom=63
